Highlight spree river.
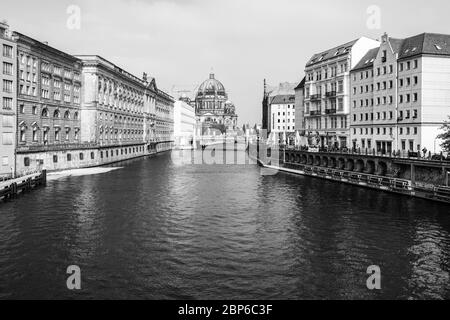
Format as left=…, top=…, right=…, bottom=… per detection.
left=0, top=150, right=449, bottom=300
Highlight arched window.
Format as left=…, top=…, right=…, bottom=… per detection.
left=54, top=110, right=60, bottom=118
left=74, top=112, right=79, bottom=120
left=42, top=108, right=49, bottom=117
left=64, top=111, right=70, bottom=119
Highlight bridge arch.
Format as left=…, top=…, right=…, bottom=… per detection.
left=338, top=158, right=346, bottom=170
left=366, top=160, right=376, bottom=174
left=346, top=159, right=355, bottom=171
left=308, top=155, right=314, bottom=165
left=377, top=161, right=388, bottom=176
left=322, top=157, right=329, bottom=167
left=355, top=159, right=365, bottom=173
left=314, top=156, right=321, bottom=166
left=329, top=157, right=337, bottom=168
left=301, top=154, right=307, bottom=164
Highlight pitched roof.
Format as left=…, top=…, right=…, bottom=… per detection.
left=295, top=76, right=306, bottom=90
left=351, top=47, right=380, bottom=72
left=398, top=33, right=450, bottom=59
left=306, top=39, right=359, bottom=67
left=388, top=38, right=404, bottom=54
left=270, top=94, right=295, bottom=105
left=267, top=82, right=296, bottom=97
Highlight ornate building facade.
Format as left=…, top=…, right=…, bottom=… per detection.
left=155, top=89, right=174, bottom=152
left=0, top=22, right=16, bottom=178
left=195, top=73, right=238, bottom=134
left=13, top=32, right=84, bottom=174
left=76, top=55, right=152, bottom=160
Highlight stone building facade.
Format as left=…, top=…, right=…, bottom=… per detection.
left=0, top=22, right=16, bottom=178
left=304, top=37, right=380, bottom=148
left=350, top=33, right=450, bottom=154
left=155, top=89, right=174, bottom=153
left=195, top=73, right=238, bottom=134
left=13, top=32, right=84, bottom=174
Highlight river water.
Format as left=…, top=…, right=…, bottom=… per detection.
left=0, top=150, right=449, bottom=299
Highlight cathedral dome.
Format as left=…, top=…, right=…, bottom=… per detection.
left=196, top=73, right=226, bottom=98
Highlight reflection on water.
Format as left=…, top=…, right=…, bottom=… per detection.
left=0, top=151, right=449, bottom=299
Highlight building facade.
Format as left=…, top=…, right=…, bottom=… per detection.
left=263, top=81, right=296, bottom=136
left=75, top=55, right=150, bottom=161
left=0, top=21, right=16, bottom=178
left=173, top=99, right=196, bottom=149
left=304, top=37, right=380, bottom=148
left=294, top=77, right=306, bottom=133
left=195, top=73, right=238, bottom=134
left=143, top=74, right=157, bottom=153
left=270, top=94, right=296, bottom=144
left=350, top=33, right=450, bottom=154
left=13, top=32, right=84, bottom=174
left=155, top=89, right=174, bottom=153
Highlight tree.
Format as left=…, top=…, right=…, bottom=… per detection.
left=437, top=116, right=450, bottom=152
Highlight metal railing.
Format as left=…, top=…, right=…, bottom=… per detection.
left=280, top=145, right=450, bottom=162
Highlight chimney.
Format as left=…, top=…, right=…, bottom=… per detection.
left=381, top=32, right=388, bottom=43
left=43, top=41, right=49, bottom=45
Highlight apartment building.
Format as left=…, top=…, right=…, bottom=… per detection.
left=304, top=37, right=380, bottom=148
left=0, top=21, right=16, bottom=178
left=270, top=94, right=296, bottom=141
left=13, top=32, right=83, bottom=174
left=350, top=33, right=450, bottom=154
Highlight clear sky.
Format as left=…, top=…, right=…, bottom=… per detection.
left=2, top=0, right=449, bottom=126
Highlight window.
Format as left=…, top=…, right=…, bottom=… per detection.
left=53, top=155, right=58, bottom=163
left=54, top=110, right=60, bottom=118
left=3, top=62, right=13, bottom=75
left=20, top=128, right=26, bottom=142
left=91, top=152, right=95, bottom=160
left=24, top=157, right=30, bottom=167
left=2, top=97, right=13, bottom=110
left=80, top=153, right=84, bottom=161
left=67, top=154, right=72, bottom=162
left=3, top=80, right=13, bottom=93
left=2, top=45, right=13, bottom=58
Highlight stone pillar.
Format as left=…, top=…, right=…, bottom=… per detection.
left=410, top=164, right=416, bottom=187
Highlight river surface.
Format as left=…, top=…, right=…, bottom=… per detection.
left=0, top=150, right=449, bottom=299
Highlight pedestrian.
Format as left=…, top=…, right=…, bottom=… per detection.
left=422, top=147, right=428, bottom=158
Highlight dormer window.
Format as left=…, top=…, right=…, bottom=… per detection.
left=435, top=44, right=442, bottom=50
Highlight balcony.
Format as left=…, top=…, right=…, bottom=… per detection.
left=325, top=91, right=337, bottom=98
left=325, top=109, right=337, bottom=115
left=309, top=110, right=322, bottom=116
left=309, top=94, right=321, bottom=101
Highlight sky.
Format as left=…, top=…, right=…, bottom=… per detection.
left=2, top=0, right=450, bottom=125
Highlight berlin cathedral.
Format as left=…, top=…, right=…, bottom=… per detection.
left=194, top=73, right=238, bottom=135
